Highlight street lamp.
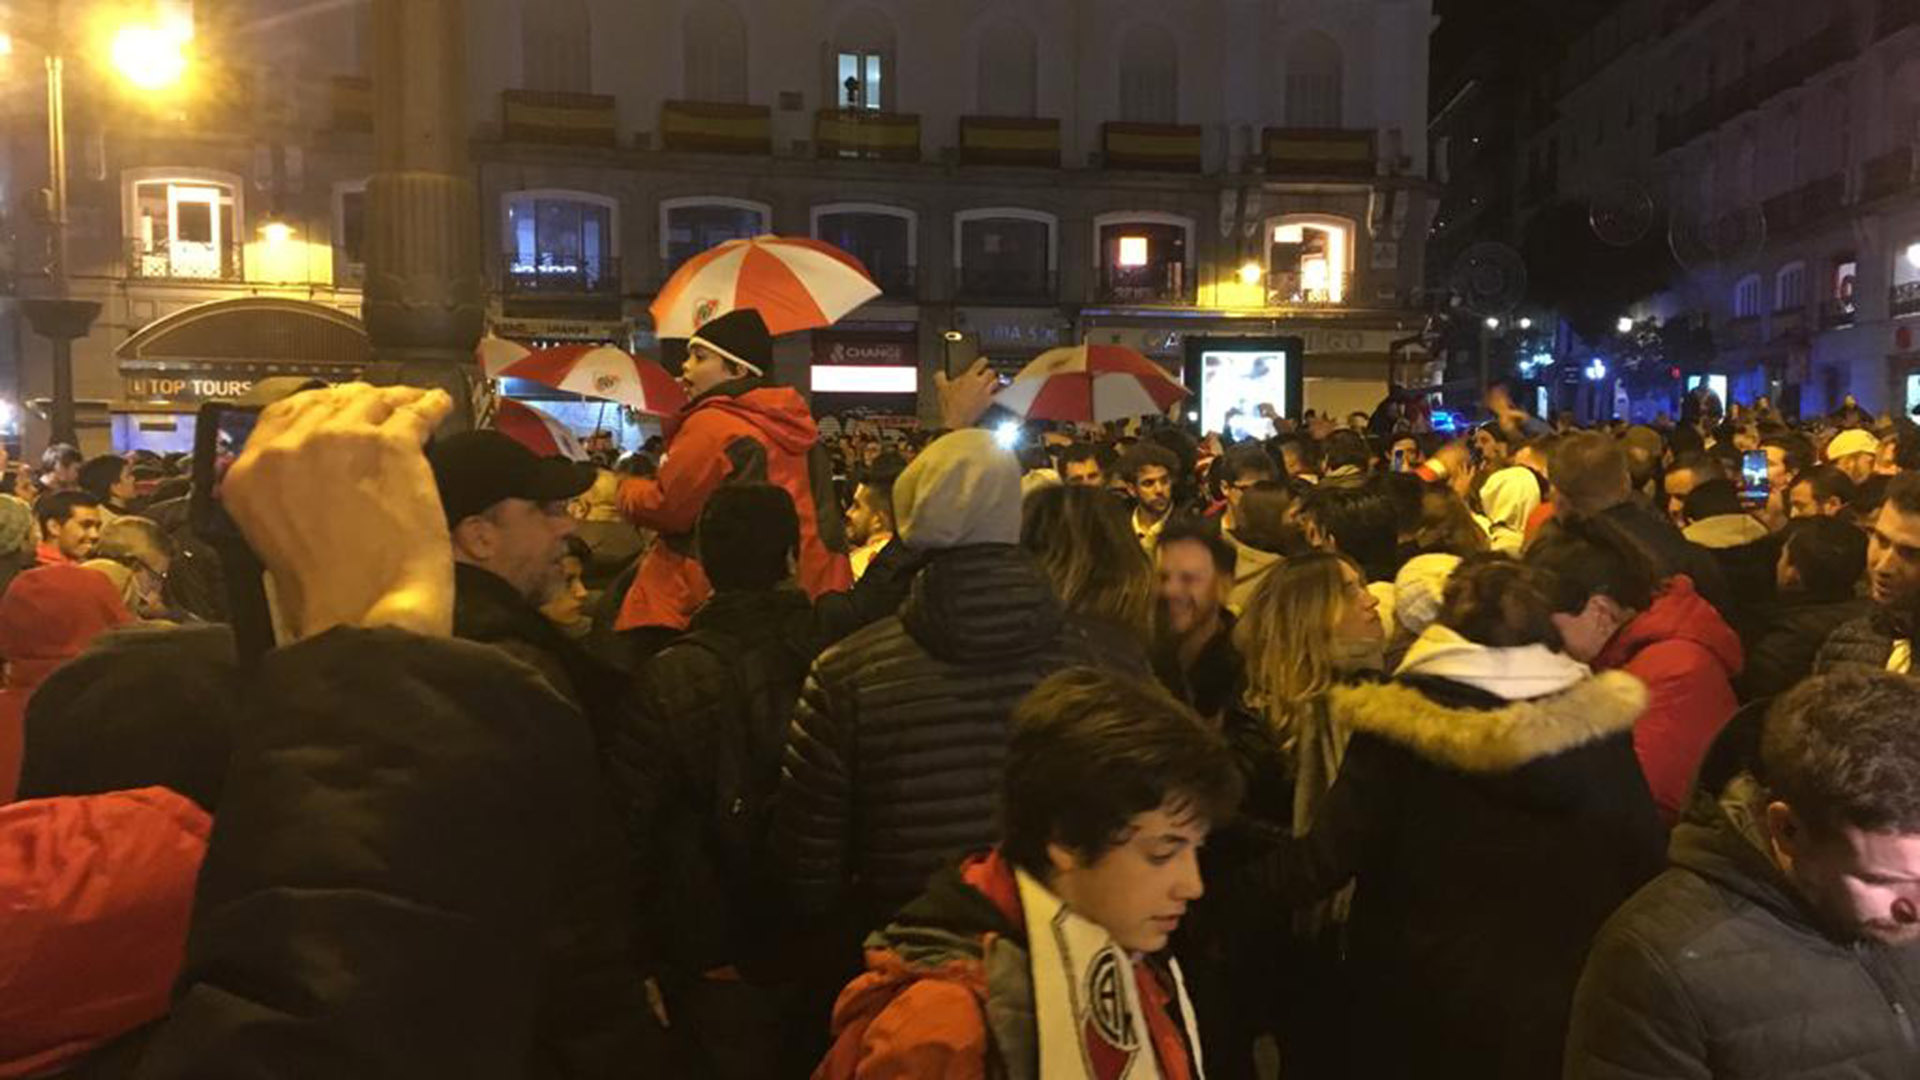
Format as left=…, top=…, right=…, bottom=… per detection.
left=1616, top=316, right=1635, bottom=334
left=11, top=3, right=191, bottom=448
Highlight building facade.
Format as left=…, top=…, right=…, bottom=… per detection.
left=2, top=0, right=1436, bottom=453
left=1500, top=0, right=1920, bottom=419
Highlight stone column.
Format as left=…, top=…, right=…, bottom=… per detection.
left=361, top=0, right=484, bottom=429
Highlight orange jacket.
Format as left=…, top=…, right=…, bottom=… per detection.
left=616, top=383, right=851, bottom=631
left=0, top=787, right=208, bottom=1078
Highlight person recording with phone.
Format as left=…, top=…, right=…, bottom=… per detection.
left=125, top=384, right=665, bottom=1079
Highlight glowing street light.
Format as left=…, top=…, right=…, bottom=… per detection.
left=1237, top=262, right=1263, bottom=286
left=260, top=221, right=296, bottom=246
left=1584, top=358, right=1609, bottom=381
left=1518, top=317, right=1533, bottom=330
left=1484, top=317, right=1501, bottom=330
left=1617, top=316, right=1635, bottom=334
left=110, top=21, right=191, bottom=91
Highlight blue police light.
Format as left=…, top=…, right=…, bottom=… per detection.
left=1431, top=410, right=1464, bottom=434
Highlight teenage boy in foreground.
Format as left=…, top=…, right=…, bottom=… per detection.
left=813, top=667, right=1241, bottom=1079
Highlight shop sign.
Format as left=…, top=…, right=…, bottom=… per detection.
left=962, top=309, right=1068, bottom=352
left=125, top=375, right=260, bottom=403
left=812, top=335, right=918, bottom=367
left=492, top=317, right=628, bottom=342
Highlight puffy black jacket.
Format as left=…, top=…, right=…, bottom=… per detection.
left=1597, top=502, right=1732, bottom=616
left=772, top=544, right=1147, bottom=925
left=454, top=563, right=627, bottom=727
left=128, top=628, right=662, bottom=1080
left=1243, top=672, right=1667, bottom=1080
left=1815, top=609, right=1901, bottom=676
left=17, top=624, right=239, bottom=812
left=613, top=587, right=819, bottom=979
left=1738, top=596, right=1868, bottom=701
left=1565, top=778, right=1920, bottom=1079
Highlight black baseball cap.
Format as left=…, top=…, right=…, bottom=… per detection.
left=428, top=430, right=598, bottom=525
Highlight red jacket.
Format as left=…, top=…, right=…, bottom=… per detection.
left=617, top=383, right=850, bottom=631
left=1594, top=575, right=1744, bottom=824
left=0, top=787, right=208, bottom=1078
left=0, top=566, right=134, bottom=803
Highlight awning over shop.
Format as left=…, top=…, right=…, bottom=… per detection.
left=113, top=297, right=369, bottom=405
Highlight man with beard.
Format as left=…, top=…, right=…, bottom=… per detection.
left=1121, top=442, right=1179, bottom=555
left=1151, top=522, right=1240, bottom=721
left=1566, top=671, right=1920, bottom=1079
left=1816, top=472, right=1920, bottom=676
left=429, top=431, right=617, bottom=714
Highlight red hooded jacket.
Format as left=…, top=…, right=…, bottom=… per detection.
left=0, top=787, right=208, bottom=1078
left=617, top=383, right=850, bottom=632
left=1594, top=575, right=1744, bottom=824
left=0, top=566, right=133, bottom=803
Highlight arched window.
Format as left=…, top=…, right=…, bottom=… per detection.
left=976, top=19, right=1038, bottom=118
left=1285, top=30, right=1344, bottom=129
left=954, top=208, right=1056, bottom=298
left=811, top=203, right=916, bottom=296
left=833, top=7, right=896, bottom=111
left=1733, top=273, right=1763, bottom=319
left=1774, top=261, right=1807, bottom=313
left=1265, top=213, right=1354, bottom=305
left=1093, top=210, right=1193, bottom=302
left=522, top=0, right=591, bottom=94
left=123, top=167, right=244, bottom=280
left=685, top=2, right=748, bottom=103
left=503, top=190, right=619, bottom=294
left=659, top=196, right=770, bottom=273
left=1117, top=24, right=1178, bottom=124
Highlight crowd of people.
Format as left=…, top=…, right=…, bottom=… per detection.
left=3, top=308, right=1920, bottom=1080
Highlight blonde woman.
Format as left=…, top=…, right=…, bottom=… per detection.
left=1197, top=551, right=1385, bottom=1078
left=1019, top=485, right=1156, bottom=651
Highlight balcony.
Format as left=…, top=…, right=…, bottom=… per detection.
left=660, top=100, right=771, bottom=155
left=1880, top=0, right=1920, bottom=39
left=329, top=76, right=372, bottom=133
left=1763, top=173, right=1846, bottom=236
left=1101, top=122, right=1203, bottom=173
left=1770, top=306, right=1807, bottom=341
left=126, top=238, right=242, bottom=282
left=1722, top=316, right=1764, bottom=348
left=1893, top=282, right=1920, bottom=319
left=501, top=90, right=619, bottom=148
left=1657, top=23, right=1853, bottom=154
left=958, top=116, right=1061, bottom=168
left=1820, top=298, right=1858, bottom=329
left=865, top=263, right=917, bottom=298
left=815, top=109, right=921, bottom=161
left=1098, top=264, right=1191, bottom=304
left=956, top=265, right=1056, bottom=301
left=1262, top=128, right=1375, bottom=178
left=1862, top=146, right=1917, bottom=203
left=500, top=254, right=622, bottom=298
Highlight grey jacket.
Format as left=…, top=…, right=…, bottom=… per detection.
left=1565, top=777, right=1920, bottom=1079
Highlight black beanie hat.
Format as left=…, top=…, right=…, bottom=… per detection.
left=687, top=308, right=772, bottom=376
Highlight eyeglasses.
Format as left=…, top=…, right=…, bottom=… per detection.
left=109, top=554, right=168, bottom=585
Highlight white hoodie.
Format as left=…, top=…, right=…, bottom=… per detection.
left=1395, top=623, right=1592, bottom=701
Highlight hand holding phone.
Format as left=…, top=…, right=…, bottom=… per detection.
left=220, top=384, right=457, bottom=642
left=1740, top=449, right=1770, bottom=504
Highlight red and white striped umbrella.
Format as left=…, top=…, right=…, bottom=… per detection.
left=476, top=339, right=687, bottom=417
left=992, top=343, right=1189, bottom=424
left=651, top=234, right=880, bottom=338
left=491, top=398, right=587, bottom=461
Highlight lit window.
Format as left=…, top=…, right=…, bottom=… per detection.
left=129, top=176, right=240, bottom=280
left=1117, top=235, right=1150, bottom=267
left=837, top=51, right=884, bottom=110
left=1268, top=217, right=1350, bottom=305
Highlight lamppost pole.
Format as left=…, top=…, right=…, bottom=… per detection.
left=20, top=0, right=102, bottom=451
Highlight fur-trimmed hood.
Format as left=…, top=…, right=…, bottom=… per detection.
left=1329, top=670, right=1648, bottom=775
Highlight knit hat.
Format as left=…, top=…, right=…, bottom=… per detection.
left=1827, top=428, right=1879, bottom=461
left=1393, top=553, right=1462, bottom=638
left=892, top=429, right=1023, bottom=549
left=687, top=308, right=771, bottom=377
left=0, top=495, right=32, bottom=558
